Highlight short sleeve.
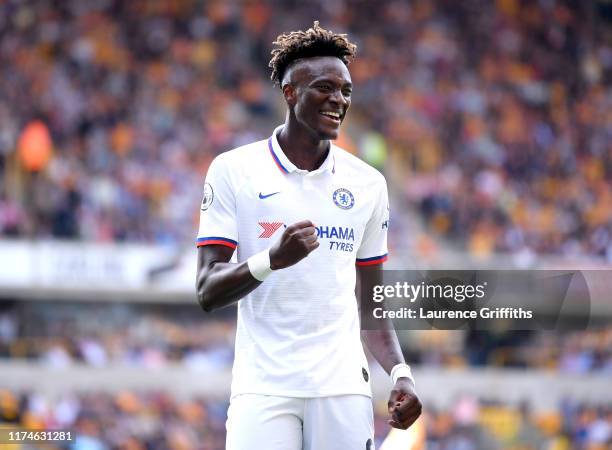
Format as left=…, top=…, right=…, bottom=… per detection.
left=356, top=179, right=389, bottom=266
left=196, top=156, right=238, bottom=250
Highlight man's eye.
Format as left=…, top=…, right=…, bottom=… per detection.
left=318, top=85, right=332, bottom=91
left=343, top=90, right=352, bottom=96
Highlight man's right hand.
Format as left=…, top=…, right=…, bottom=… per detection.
left=269, top=220, right=319, bottom=270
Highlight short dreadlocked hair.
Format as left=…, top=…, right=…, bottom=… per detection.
left=269, top=21, right=357, bottom=88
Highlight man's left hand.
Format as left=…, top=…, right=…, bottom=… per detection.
left=387, top=378, right=422, bottom=430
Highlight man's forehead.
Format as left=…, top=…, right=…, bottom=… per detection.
left=284, top=56, right=351, bottom=85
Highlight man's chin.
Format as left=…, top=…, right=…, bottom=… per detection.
left=318, top=128, right=340, bottom=140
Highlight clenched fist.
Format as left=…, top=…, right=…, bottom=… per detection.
left=388, top=378, right=422, bottom=430
left=269, top=220, right=319, bottom=270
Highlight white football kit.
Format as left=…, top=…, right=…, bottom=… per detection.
left=197, top=125, right=389, bottom=449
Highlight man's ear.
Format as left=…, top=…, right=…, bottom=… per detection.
left=282, top=83, right=297, bottom=107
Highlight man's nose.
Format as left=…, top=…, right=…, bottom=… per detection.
left=330, top=89, right=348, bottom=106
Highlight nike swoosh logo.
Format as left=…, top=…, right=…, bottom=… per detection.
left=259, top=191, right=280, bottom=199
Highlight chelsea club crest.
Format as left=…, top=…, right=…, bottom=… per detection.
left=333, top=188, right=355, bottom=210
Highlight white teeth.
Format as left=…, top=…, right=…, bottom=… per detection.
left=321, top=112, right=340, bottom=119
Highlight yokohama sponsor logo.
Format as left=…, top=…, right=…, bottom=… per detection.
left=258, top=222, right=283, bottom=238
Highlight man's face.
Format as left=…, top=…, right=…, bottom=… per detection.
left=285, top=56, right=352, bottom=140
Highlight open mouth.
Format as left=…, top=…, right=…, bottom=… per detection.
left=320, top=111, right=342, bottom=124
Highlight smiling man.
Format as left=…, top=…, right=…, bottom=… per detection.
left=196, top=21, right=421, bottom=450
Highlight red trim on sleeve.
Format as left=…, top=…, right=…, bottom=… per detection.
left=196, top=237, right=238, bottom=249
left=355, top=254, right=388, bottom=266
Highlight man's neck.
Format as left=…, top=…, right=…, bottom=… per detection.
left=277, top=121, right=330, bottom=172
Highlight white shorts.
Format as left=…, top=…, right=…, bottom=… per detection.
left=226, top=394, right=375, bottom=450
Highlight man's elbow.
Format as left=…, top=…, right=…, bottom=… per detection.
left=198, top=298, right=214, bottom=313
left=196, top=279, right=215, bottom=313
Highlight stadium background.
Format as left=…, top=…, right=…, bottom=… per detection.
left=0, top=0, right=611, bottom=449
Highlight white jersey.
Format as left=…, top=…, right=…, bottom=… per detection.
left=197, top=125, right=389, bottom=399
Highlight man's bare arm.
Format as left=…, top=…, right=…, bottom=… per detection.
left=358, top=264, right=405, bottom=373
left=357, top=264, right=422, bottom=430
left=196, top=245, right=260, bottom=312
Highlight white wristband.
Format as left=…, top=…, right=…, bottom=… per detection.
left=391, top=363, right=415, bottom=387
left=247, top=249, right=273, bottom=281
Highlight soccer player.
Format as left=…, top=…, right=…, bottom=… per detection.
left=196, top=21, right=421, bottom=450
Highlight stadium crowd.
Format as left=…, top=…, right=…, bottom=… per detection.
left=0, top=0, right=611, bottom=260
left=1, top=303, right=610, bottom=373
left=418, top=397, right=612, bottom=450
left=0, top=389, right=228, bottom=450
left=0, top=388, right=610, bottom=450
left=0, top=303, right=235, bottom=370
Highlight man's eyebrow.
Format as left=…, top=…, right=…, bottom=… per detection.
left=310, top=77, right=352, bottom=87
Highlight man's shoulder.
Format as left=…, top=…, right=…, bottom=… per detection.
left=332, top=144, right=386, bottom=186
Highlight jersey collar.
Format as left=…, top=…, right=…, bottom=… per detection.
left=268, top=125, right=336, bottom=175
